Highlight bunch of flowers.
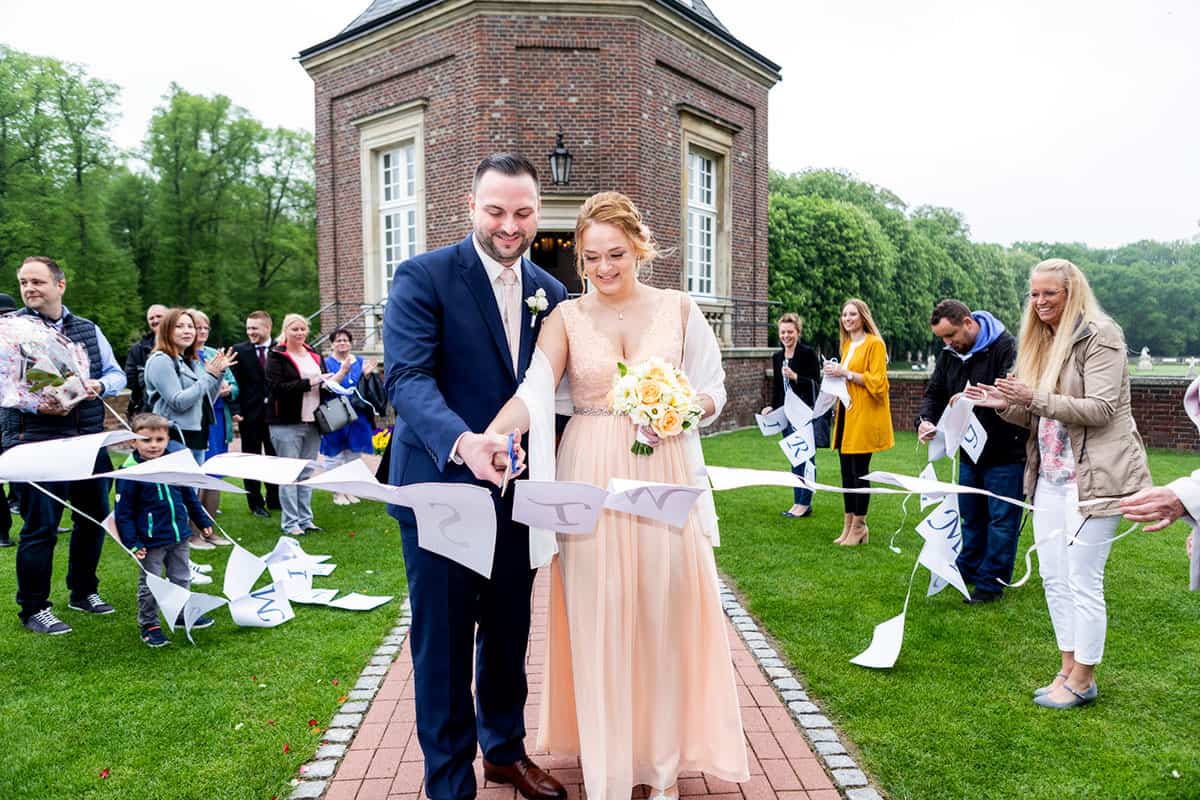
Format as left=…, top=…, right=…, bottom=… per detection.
left=372, top=425, right=393, bottom=455
left=0, top=315, right=91, bottom=412
left=608, top=356, right=703, bottom=455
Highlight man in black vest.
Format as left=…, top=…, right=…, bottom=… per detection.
left=917, top=299, right=1028, bottom=605
left=122, top=303, right=167, bottom=419
left=230, top=310, right=281, bottom=516
left=1, top=256, right=128, bottom=634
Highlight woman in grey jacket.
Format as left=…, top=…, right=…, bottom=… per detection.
left=143, top=307, right=238, bottom=548
left=968, top=258, right=1151, bottom=709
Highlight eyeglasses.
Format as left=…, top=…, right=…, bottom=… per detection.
left=1026, top=290, right=1063, bottom=301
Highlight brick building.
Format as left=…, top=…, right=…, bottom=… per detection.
left=299, top=0, right=781, bottom=428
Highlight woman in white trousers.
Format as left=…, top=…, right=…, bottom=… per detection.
left=968, top=258, right=1151, bottom=709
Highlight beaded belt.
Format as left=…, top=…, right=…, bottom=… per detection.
left=573, top=407, right=614, bottom=416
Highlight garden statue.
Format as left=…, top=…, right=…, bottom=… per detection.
left=1138, top=347, right=1154, bottom=371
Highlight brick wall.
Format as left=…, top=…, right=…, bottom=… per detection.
left=888, top=372, right=1200, bottom=452
left=307, top=5, right=777, bottom=427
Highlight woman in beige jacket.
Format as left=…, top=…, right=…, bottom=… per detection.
left=967, top=258, right=1151, bottom=709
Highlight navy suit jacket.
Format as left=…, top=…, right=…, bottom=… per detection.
left=383, top=233, right=569, bottom=526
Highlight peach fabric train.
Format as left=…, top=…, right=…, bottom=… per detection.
left=537, top=289, right=748, bottom=800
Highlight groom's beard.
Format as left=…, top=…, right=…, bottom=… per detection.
left=475, top=230, right=533, bottom=266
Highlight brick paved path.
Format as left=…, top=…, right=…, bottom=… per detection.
left=323, top=571, right=840, bottom=800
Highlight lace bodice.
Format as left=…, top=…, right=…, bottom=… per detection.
left=558, top=289, right=685, bottom=410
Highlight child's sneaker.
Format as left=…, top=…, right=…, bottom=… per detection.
left=190, top=560, right=213, bottom=574
left=141, top=624, right=170, bottom=648
left=178, top=614, right=215, bottom=630
left=189, top=562, right=213, bottom=585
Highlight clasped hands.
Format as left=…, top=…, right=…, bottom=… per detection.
left=458, top=430, right=527, bottom=487
left=962, top=376, right=1034, bottom=409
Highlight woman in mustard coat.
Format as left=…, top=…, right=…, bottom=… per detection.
left=825, top=299, right=894, bottom=546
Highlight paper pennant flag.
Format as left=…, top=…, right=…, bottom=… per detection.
left=605, top=479, right=705, bottom=528
left=512, top=480, right=609, bottom=534
left=0, top=430, right=139, bottom=482
left=182, top=593, right=228, bottom=644
left=850, top=612, right=906, bottom=669
left=229, top=581, right=295, bottom=628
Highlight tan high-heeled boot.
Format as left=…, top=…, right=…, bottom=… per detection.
left=833, top=512, right=852, bottom=544
left=840, top=514, right=870, bottom=546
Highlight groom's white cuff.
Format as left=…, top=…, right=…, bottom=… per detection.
left=448, top=432, right=467, bottom=466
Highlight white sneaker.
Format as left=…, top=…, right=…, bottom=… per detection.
left=190, top=560, right=213, bottom=574
left=189, top=562, right=213, bottom=585
left=347, top=494, right=361, bottom=504
left=333, top=493, right=350, bottom=506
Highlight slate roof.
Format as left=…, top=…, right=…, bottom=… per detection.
left=300, top=0, right=777, bottom=73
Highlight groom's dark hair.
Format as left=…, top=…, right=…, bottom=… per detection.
left=472, top=153, right=539, bottom=193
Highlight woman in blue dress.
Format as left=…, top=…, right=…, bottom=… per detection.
left=320, top=328, right=378, bottom=505
left=192, top=309, right=239, bottom=535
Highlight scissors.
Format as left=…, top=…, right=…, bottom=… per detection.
left=499, top=431, right=516, bottom=497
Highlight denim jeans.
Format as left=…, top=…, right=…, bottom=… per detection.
left=956, top=458, right=1025, bottom=595
left=782, top=424, right=815, bottom=506
left=14, top=450, right=113, bottom=621
left=269, top=423, right=320, bottom=532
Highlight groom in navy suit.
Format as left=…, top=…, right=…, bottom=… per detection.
left=383, top=155, right=569, bottom=800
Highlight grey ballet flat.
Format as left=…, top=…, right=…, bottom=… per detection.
left=1033, top=671, right=1069, bottom=698
left=1033, top=681, right=1097, bottom=709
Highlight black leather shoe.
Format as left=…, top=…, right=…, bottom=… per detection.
left=964, top=590, right=1001, bottom=605
left=483, top=757, right=567, bottom=800
left=250, top=507, right=270, bottom=518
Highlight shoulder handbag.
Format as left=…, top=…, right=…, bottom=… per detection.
left=314, top=395, right=356, bottom=435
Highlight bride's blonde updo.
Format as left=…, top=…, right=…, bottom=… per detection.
left=574, top=191, right=659, bottom=280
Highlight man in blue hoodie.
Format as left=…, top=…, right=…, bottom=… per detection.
left=115, top=413, right=216, bottom=646
left=917, top=300, right=1028, bottom=604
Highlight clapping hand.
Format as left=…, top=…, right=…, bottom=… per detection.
left=206, top=348, right=238, bottom=376
left=994, top=376, right=1033, bottom=407
left=963, top=383, right=1007, bottom=409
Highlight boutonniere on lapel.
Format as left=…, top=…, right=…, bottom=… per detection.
left=525, top=288, right=548, bottom=327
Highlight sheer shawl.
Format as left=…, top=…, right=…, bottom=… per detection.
left=516, top=296, right=727, bottom=568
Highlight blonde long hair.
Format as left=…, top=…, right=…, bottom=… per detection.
left=277, top=313, right=310, bottom=347
left=838, top=298, right=881, bottom=353
left=1014, top=258, right=1108, bottom=392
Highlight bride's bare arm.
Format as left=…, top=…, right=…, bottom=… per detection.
left=485, top=306, right=570, bottom=437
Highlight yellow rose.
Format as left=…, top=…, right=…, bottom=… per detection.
left=637, top=379, right=662, bottom=405
left=655, top=407, right=683, bottom=437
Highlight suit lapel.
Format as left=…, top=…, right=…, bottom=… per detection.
left=518, top=258, right=541, bottom=375
left=457, top=236, right=517, bottom=383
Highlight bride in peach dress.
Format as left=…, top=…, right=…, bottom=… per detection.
left=487, top=192, right=747, bottom=800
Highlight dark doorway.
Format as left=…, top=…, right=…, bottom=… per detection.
left=529, top=231, right=581, bottom=294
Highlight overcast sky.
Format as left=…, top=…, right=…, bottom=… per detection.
left=4, top=0, right=1197, bottom=247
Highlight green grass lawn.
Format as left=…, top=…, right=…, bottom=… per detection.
left=704, top=429, right=1200, bottom=800
left=0, top=476, right=406, bottom=800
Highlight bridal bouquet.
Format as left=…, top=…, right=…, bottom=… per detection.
left=609, top=356, right=704, bottom=455
left=0, top=315, right=92, bottom=412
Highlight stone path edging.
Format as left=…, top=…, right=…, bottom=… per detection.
left=287, top=598, right=413, bottom=799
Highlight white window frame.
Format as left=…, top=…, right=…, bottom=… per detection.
left=686, top=149, right=717, bottom=297
left=680, top=109, right=735, bottom=345
left=355, top=100, right=427, bottom=309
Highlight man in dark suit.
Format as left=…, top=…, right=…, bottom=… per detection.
left=383, top=154, right=568, bottom=800
left=230, top=310, right=281, bottom=516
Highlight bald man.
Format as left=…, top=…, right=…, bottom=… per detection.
left=124, top=303, right=167, bottom=418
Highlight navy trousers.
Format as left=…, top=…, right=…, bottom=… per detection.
left=14, top=449, right=113, bottom=621
left=399, top=498, right=535, bottom=800
left=956, top=458, right=1025, bottom=596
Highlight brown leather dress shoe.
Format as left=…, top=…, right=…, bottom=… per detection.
left=482, top=757, right=567, bottom=800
